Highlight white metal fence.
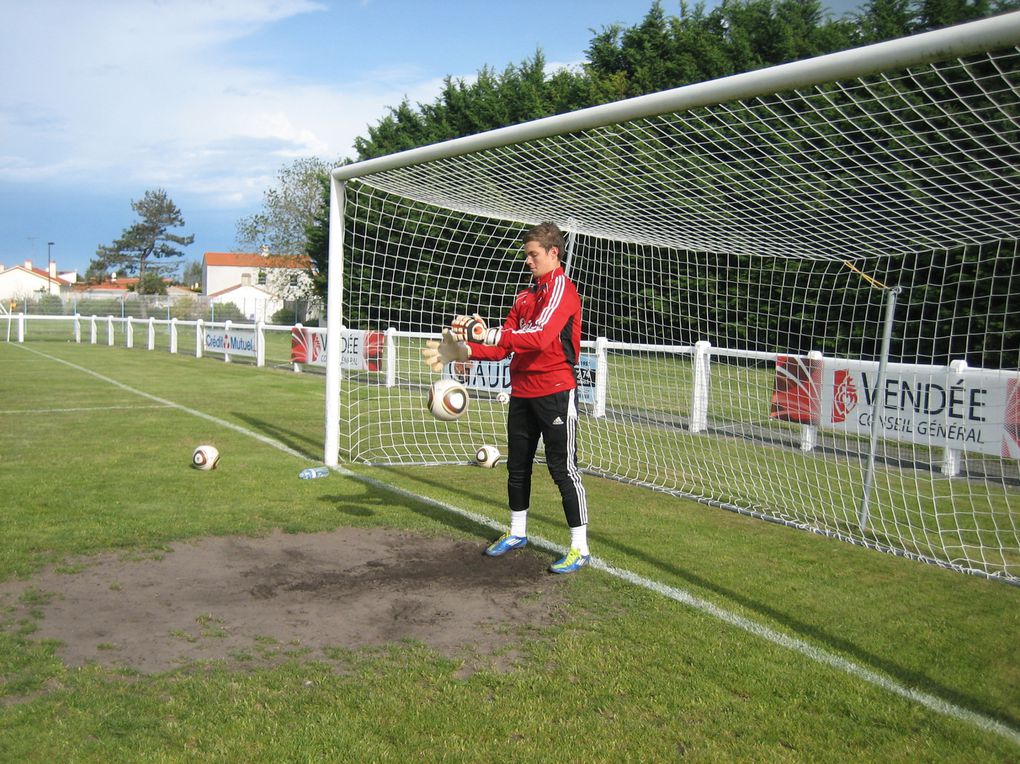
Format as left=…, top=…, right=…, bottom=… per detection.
left=7, top=293, right=319, bottom=325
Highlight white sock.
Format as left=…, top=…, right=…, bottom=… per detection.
left=570, top=525, right=589, bottom=556
left=510, top=510, right=528, bottom=538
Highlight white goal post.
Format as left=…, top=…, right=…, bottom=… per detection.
left=324, top=13, right=1020, bottom=584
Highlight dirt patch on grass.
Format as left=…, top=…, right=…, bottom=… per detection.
left=0, top=528, right=566, bottom=676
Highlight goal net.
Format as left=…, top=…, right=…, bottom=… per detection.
left=325, top=14, right=1020, bottom=584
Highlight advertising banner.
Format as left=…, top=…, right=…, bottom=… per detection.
left=822, top=360, right=1018, bottom=458
left=450, top=353, right=597, bottom=405
left=290, top=328, right=384, bottom=371
left=770, top=355, right=822, bottom=424
left=771, top=355, right=1020, bottom=458
left=205, top=325, right=257, bottom=357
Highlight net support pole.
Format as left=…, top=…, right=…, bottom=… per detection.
left=562, top=217, right=578, bottom=279
left=324, top=177, right=346, bottom=467
left=858, top=286, right=902, bottom=531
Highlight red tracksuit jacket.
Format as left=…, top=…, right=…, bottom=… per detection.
left=468, top=266, right=581, bottom=398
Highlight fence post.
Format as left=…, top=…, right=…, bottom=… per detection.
left=291, top=323, right=303, bottom=373
left=691, top=340, right=712, bottom=433
left=801, top=350, right=823, bottom=452
left=107, top=316, right=115, bottom=346
left=594, top=337, right=608, bottom=418
left=73, top=314, right=81, bottom=344
left=90, top=316, right=97, bottom=344
left=126, top=317, right=134, bottom=349
left=148, top=317, right=156, bottom=351
left=384, top=327, right=397, bottom=387
left=170, top=318, right=178, bottom=354
left=223, top=320, right=232, bottom=363
left=17, top=313, right=25, bottom=342
left=256, top=321, right=265, bottom=367
left=941, top=359, right=968, bottom=477
left=196, top=319, right=204, bottom=358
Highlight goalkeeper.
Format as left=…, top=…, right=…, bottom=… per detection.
left=423, top=222, right=590, bottom=573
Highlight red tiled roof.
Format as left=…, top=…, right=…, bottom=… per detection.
left=71, top=276, right=176, bottom=292
left=72, top=278, right=137, bottom=292
left=203, top=252, right=310, bottom=269
left=5, top=264, right=73, bottom=286
left=207, top=284, right=276, bottom=299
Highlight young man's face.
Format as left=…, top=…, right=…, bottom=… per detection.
left=524, top=240, right=560, bottom=279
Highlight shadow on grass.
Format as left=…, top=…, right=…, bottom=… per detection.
left=317, top=471, right=496, bottom=540
left=364, top=464, right=1018, bottom=731
left=233, top=412, right=321, bottom=458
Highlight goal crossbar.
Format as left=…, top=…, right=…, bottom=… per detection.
left=330, top=12, right=1020, bottom=183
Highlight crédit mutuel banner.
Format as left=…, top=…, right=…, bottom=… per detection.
left=204, top=326, right=257, bottom=357
left=770, top=356, right=1020, bottom=458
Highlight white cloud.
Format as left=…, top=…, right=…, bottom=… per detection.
left=0, top=0, right=446, bottom=209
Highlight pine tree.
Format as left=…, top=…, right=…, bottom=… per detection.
left=92, top=189, right=194, bottom=294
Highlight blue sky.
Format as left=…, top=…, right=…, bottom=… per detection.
left=0, top=0, right=862, bottom=277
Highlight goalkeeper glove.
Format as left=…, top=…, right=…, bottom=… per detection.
left=422, top=329, right=471, bottom=373
left=451, top=313, right=502, bottom=346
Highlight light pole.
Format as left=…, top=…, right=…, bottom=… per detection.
left=47, top=242, right=55, bottom=296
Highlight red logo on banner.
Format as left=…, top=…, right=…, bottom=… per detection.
left=290, top=327, right=310, bottom=363
left=832, top=369, right=858, bottom=424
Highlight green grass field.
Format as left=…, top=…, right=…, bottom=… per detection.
left=2, top=337, right=1019, bottom=762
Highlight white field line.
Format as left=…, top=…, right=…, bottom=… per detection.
left=16, top=344, right=1020, bottom=748
left=0, top=405, right=172, bottom=415
left=352, top=473, right=1020, bottom=749
left=15, top=345, right=316, bottom=463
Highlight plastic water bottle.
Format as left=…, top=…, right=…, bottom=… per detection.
left=298, top=466, right=330, bottom=479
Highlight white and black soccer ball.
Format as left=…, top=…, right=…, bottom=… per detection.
left=191, top=444, right=220, bottom=470
left=428, top=378, right=469, bottom=421
left=475, top=444, right=501, bottom=468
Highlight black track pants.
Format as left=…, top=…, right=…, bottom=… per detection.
left=506, top=389, right=588, bottom=528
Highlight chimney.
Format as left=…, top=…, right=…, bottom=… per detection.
left=24, top=259, right=33, bottom=269
left=49, top=261, right=57, bottom=279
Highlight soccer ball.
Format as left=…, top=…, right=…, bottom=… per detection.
left=428, top=378, right=469, bottom=421
left=191, top=444, right=220, bottom=470
left=475, top=444, right=501, bottom=468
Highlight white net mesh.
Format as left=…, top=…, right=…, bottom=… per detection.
left=333, top=34, right=1020, bottom=583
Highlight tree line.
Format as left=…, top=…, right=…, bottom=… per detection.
left=300, top=0, right=1020, bottom=368
left=349, top=0, right=1016, bottom=162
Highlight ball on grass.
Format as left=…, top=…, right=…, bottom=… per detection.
left=475, top=445, right=501, bottom=468
left=192, top=444, right=220, bottom=470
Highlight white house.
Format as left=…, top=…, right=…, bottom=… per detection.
left=206, top=283, right=283, bottom=323
left=202, top=250, right=315, bottom=323
left=0, top=260, right=76, bottom=304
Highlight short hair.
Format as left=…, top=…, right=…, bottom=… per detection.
left=522, top=222, right=565, bottom=256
